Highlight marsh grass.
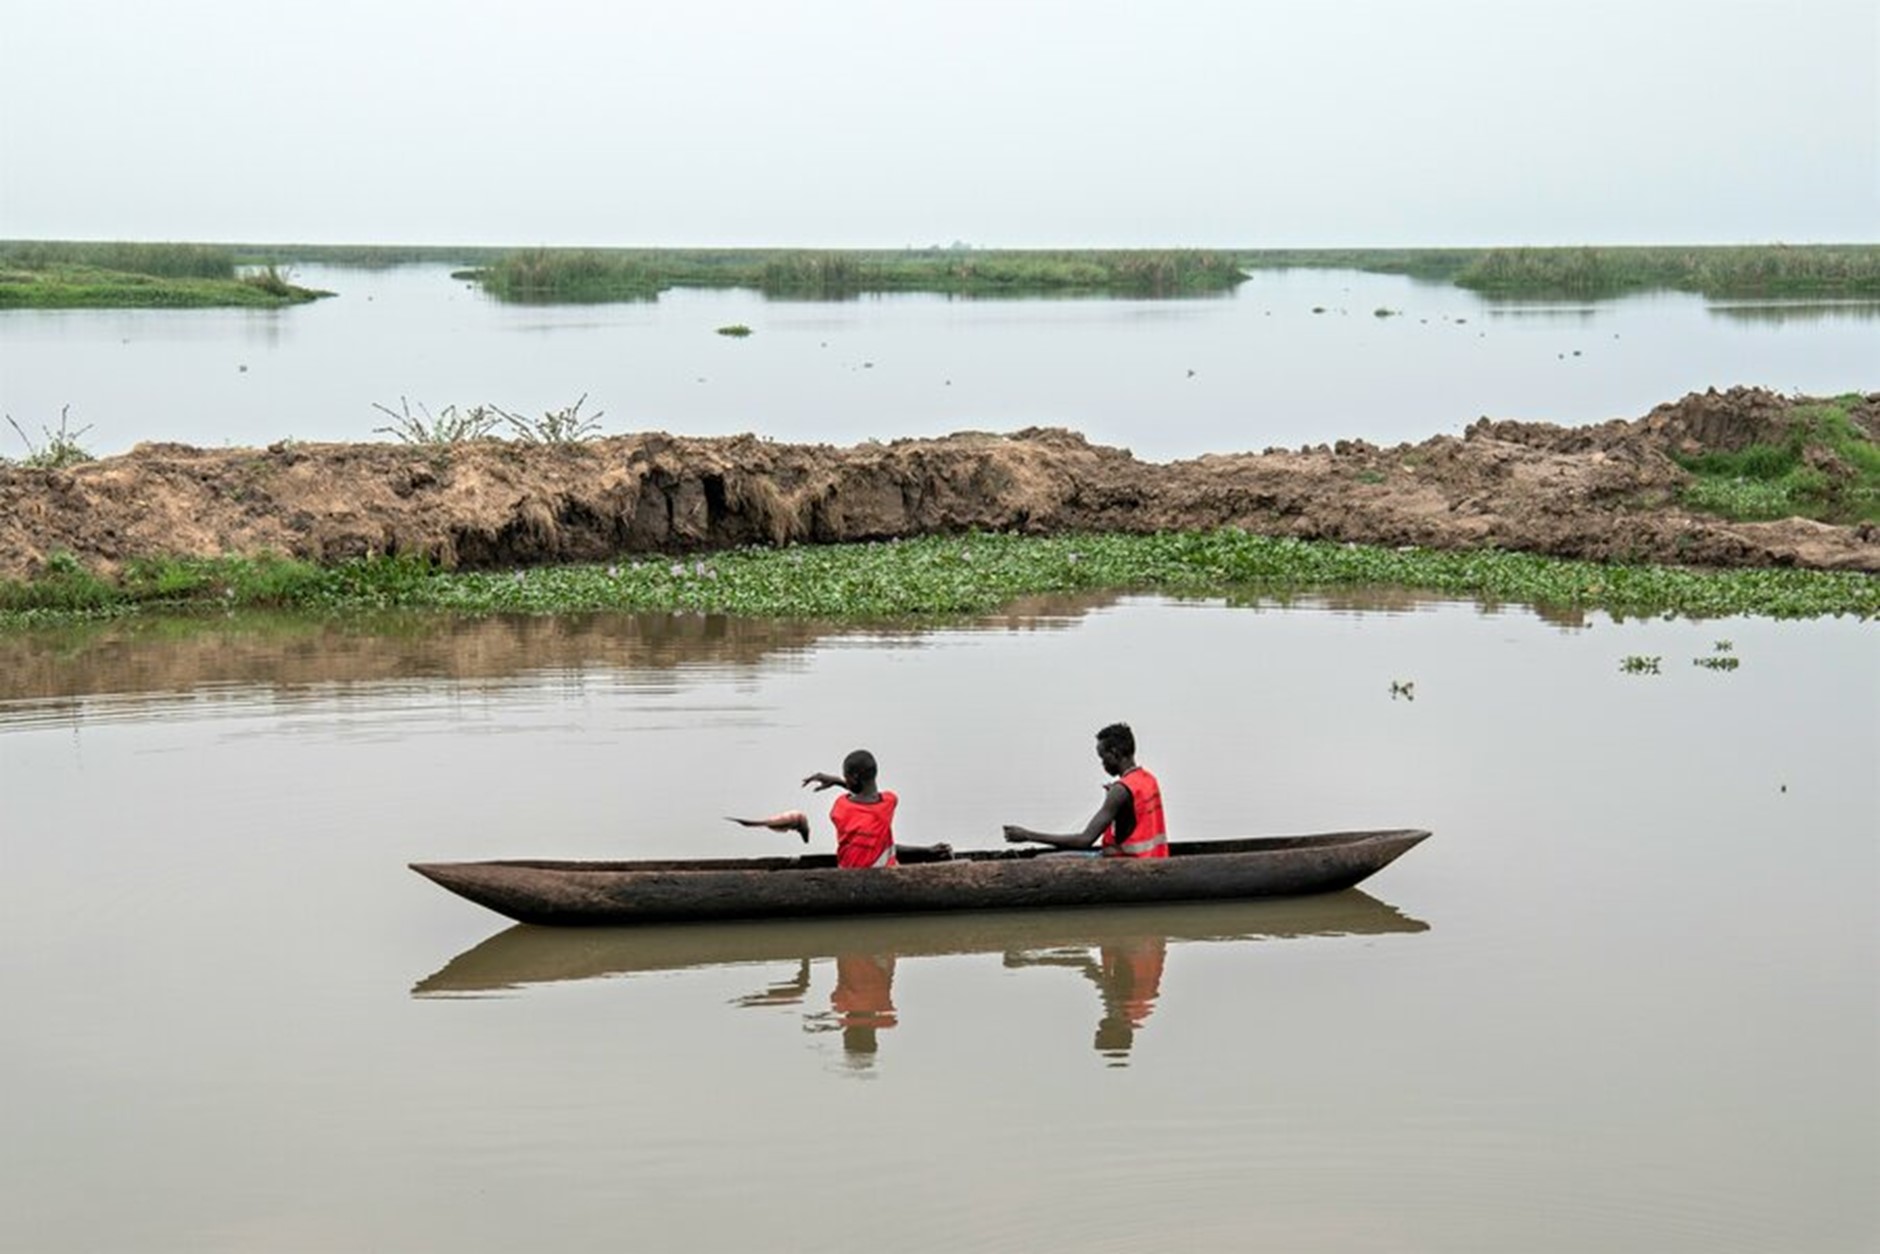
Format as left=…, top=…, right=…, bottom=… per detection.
left=1240, top=244, right=1880, bottom=299
left=3, top=532, right=1874, bottom=630
left=469, top=248, right=1249, bottom=303
left=0, top=240, right=237, bottom=279
left=1673, top=397, right=1880, bottom=524
left=0, top=241, right=333, bottom=308
left=1458, top=245, right=1880, bottom=298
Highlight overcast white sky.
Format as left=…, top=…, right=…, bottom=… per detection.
left=1, top=0, right=1874, bottom=249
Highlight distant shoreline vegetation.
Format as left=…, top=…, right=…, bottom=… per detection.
left=462, top=248, right=1252, bottom=302
left=1238, top=244, right=1880, bottom=300
left=2, top=240, right=1875, bottom=308
left=0, top=241, right=332, bottom=309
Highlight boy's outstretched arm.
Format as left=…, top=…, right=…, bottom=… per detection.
left=1002, top=782, right=1130, bottom=850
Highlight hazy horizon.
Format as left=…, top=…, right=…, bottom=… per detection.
left=2, top=0, right=1874, bottom=251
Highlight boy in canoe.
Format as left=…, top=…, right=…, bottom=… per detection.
left=803, top=749, right=951, bottom=868
left=1002, top=722, right=1168, bottom=858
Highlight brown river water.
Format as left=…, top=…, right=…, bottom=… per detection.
left=0, top=594, right=1874, bottom=1252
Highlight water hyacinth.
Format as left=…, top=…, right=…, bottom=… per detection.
left=2, top=530, right=1876, bottom=629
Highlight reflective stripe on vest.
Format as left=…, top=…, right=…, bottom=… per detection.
left=869, top=841, right=896, bottom=868
left=1113, top=829, right=1168, bottom=856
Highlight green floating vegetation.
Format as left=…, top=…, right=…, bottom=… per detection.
left=466, top=247, right=1249, bottom=303
left=0, top=241, right=331, bottom=309
left=1674, top=396, right=1880, bottom=525
left=3, top=532, right=1874, bottom=632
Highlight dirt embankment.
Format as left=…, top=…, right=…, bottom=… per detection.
left=2, top=387, right=1876, bottom=581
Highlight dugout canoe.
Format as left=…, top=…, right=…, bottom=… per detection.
left=409, top=829, right=1429, bottom=927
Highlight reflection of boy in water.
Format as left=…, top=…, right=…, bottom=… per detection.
left=735, top=951, right=899, bottom=1067
left=1091, top=938, right=1166, bottom=1056
left=830, top=952, right=898, bottom=1057
left=1002, top=934, right=1168, bottom=1061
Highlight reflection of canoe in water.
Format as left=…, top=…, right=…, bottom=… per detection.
left=410, top=829, right=1430, bottom=927
left=412, top=888, right=1430, bottom=996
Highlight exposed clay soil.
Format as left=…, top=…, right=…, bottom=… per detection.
left=2, top=387, right=1876, bottom=581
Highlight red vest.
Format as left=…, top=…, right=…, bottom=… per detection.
left=831, top=792, right=898, bottom=869
left=1102, top=768, right=1167, bottom=858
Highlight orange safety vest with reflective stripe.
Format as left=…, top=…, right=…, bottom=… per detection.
left=831, top=792, right=898, bottom=868
left=1102, top=768, right=1168, bottom=858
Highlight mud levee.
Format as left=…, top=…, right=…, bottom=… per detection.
left=2, top=387, right=1876, bottom=580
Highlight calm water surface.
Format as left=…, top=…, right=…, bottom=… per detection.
left=2, top=265, right=1875, bottom=460
left=1, top=596, right=1874, bottom=1252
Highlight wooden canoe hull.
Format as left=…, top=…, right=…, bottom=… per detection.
left=410, top=829, right=1430, bottom=927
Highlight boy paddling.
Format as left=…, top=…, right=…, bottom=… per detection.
left=1002, top=722, right=1168, bottom=858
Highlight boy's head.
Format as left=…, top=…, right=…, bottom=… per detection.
left=842, top=748, right=878, bottom=790
left=1095, top=723, right=1135, bottom=775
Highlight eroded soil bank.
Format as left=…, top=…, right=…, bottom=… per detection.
left=3, top=387, right=1876, bottom=581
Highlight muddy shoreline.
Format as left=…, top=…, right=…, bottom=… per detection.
left=2, top=387, right=1876, bottom=581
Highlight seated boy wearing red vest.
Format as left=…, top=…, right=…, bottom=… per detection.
left=1001, top=722, right=1168, bottom=858
left=803, top=749, right=950, bottom=868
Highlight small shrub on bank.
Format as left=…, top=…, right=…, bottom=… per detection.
left=372, top=396, right=604, bottom=445
left=239, top=264, right=297, bottom=298
left=492, top=395, right=604, bottom=444
left=5, top=407, right=95, bottom=468
left=371, top=398, right=500, bottom=444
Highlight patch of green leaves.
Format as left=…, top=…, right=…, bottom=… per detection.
left=3, top=531, right=1875, bottom=631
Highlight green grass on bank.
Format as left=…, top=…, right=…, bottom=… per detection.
left=1239, top=244, right=1880, bottom=299
left=0, top=241, right=331, bottom=308
left=1675, top=397, right=1880, bottom=524
left=3, top=532, right=1873, bottom=631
